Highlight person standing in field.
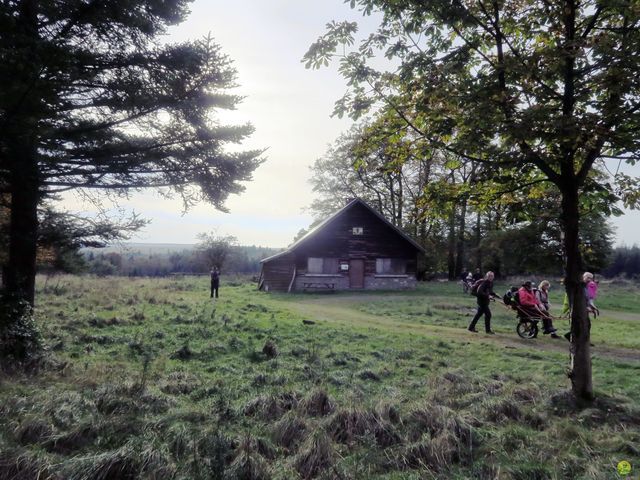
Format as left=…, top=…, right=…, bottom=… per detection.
left=210, top=267, right=220, bottom=299
left=583, top=272, right=599, bottom=316
left=468, top=271, right=498, bottom=334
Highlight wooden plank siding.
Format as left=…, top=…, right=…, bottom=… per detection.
left=260, top=253, right=295, bottom=292
left=260, top=199, right=423, bottom=292
left=293, top=202, right=417, bottom=274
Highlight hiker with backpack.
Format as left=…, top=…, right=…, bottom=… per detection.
left=468, top=271, right=498, bottom=334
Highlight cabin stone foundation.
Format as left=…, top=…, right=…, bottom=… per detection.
left=291, top=274, right=416, bottom=291
left=365, top=275, right=416, bottom=290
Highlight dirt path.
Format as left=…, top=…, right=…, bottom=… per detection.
left=284, top=294, right=640, bottom=364
left=598, top=309, right=640, bottom=322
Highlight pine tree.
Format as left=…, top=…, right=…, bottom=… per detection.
left=0, top=0, right=262, bottom=359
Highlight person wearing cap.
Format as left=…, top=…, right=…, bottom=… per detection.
left=518, top=280, right=558, bottom=337
left=468, top=271, right=498, bottom=334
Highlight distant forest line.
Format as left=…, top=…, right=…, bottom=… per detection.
left=79, top=244, right=281, bottom=277
left=59, top=243, right=640, bottom=279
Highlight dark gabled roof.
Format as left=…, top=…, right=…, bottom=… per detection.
left=261, top=198, right=425, bottom=263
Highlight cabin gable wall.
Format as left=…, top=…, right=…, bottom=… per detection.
left=261, top=203, right=421, bottom=292
left=292, top=203, right=418, bottom=290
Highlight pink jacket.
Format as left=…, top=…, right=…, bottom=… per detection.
left=586, top=281, right=598, bottom=300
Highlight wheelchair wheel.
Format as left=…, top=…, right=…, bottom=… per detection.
left=516, top=319, right=539, bottom=339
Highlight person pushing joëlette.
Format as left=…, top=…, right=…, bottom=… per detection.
left=468, top=271, right=498, bottom=334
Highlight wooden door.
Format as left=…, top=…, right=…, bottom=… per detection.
left=349, top=259, right=364, bottom=289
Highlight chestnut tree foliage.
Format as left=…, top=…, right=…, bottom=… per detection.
left=0, top=0, right=262, bottom=359
left=305, top=0, right=640, bottom=401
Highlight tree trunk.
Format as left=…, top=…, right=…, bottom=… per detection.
left=4, top=152, right=40, bottom=306
left=447, top=208, right=456, bottom=280
left=396, top=173, right=403, bottom=228
left=562, top=186, right=593, bottom=403
left=454, top=197, right=467, bottom=277
left=475, top=211, right=482, bottom=270
left=388, top=175, right=397, bottom=226
left=1, top=0, right=42, bottom=361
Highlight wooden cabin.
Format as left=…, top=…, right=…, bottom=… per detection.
left=259, top=198, right=424, bottom=292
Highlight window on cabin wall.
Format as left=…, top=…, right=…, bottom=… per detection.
left=376, top=258, right=406, bottom=274
left=307, top=257, right=339, bottom=274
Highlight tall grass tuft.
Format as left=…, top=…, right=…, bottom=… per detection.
left=198, top=432, right=233, bottom=479
left=376, top=400, right=402, bottom=425
left=401, top=430, right=460, bottom=472
left=293, top=430, right=335, bottom=480
left=0, top=448, right=55, bottom=480
left=407, top=404, right=457, bottom=440
left=61, top=439, right=174, bottom=480
left=325, top=406, right=402, bottom=448
left=300, top=389, right=335, bottom=417
left=226, top=435, right=270, bottom=480
left=243, top=392, right=300, bottom=421
left=271, top=412, right=307, bottom=451
left=483, top=397, right=523, bottom=423
left=406, top=402, right=475, bottom=466
left=262, top=340, right=278, bottom=359
left=14, top=418, right=54, bottom=445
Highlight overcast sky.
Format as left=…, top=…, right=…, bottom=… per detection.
left=61, top=0, right=640, bottom=248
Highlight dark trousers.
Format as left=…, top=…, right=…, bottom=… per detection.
left=520, top=306, right=554, bottom=332
left=469, top=302, right=492, bottom=331
left=211, top=282, right=219, bottom=298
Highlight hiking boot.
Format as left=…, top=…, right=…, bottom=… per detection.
left=486, top=330, right=496, bottom=335
left=468, top=327, right=478, bottom=333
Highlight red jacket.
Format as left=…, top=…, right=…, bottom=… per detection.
left=518, top=287, right=539, bottom=307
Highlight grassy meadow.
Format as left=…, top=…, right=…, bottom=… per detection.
left=1, top=275, right=639, bottom=479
